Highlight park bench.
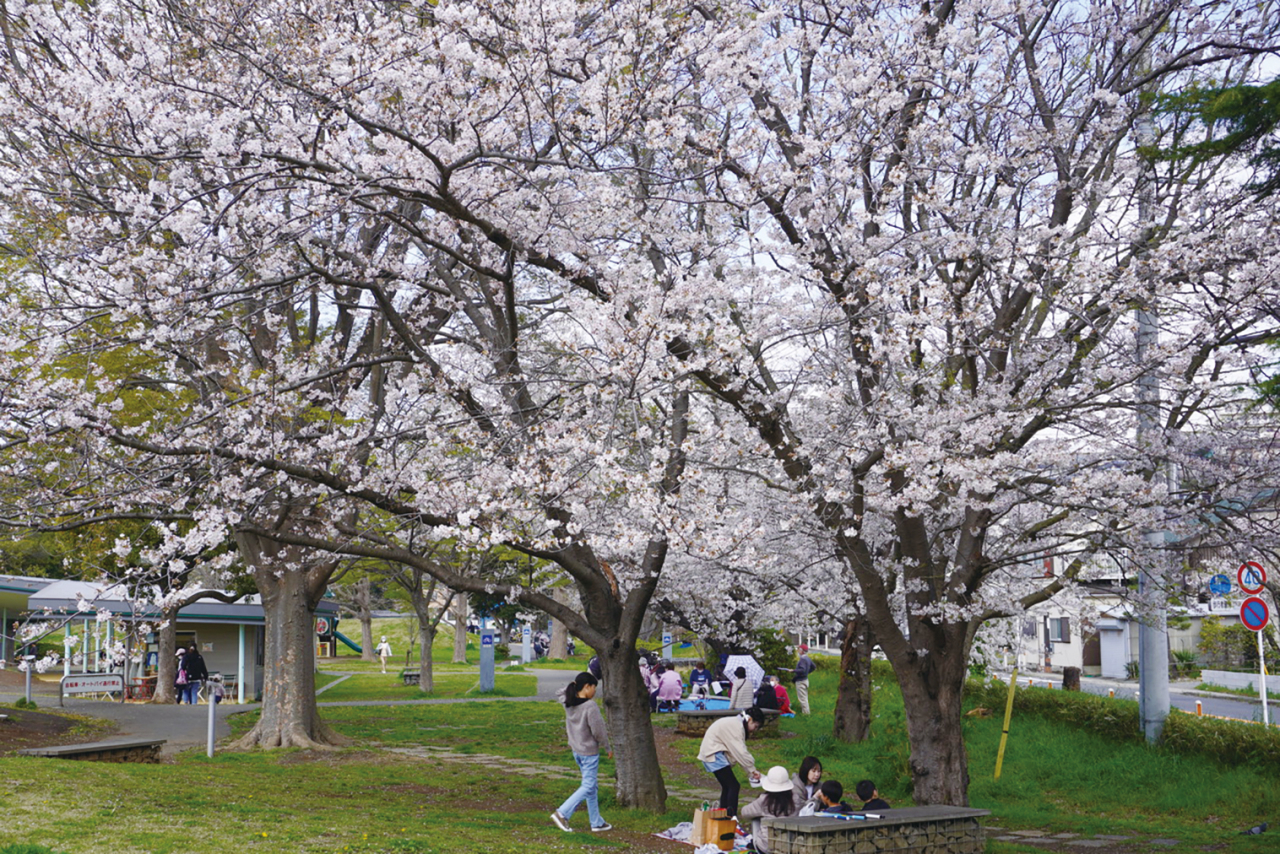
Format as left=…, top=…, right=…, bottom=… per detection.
left=400, top=670, right=420, bottom=686
left=674, top=707, right=781, bottom=737
left=763, top=806, right=990, bottom=854
left=17, top=738, right=167, bottom=764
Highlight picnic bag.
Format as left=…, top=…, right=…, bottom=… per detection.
left=176, top=668, right=188, bottom=685
left=691, top=806, right=737, bottom=850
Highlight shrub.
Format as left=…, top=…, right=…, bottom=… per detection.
left=1198, top=615, right=1274, bottom=671
left=749, top=627, right=797, bottom=683
left=974, top=677, right=1280, bottom=769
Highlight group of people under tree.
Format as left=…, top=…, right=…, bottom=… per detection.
left=699, top=708, right=890, bottom=852
left=551, top=666, right=886, bottom=851
left=629, top=647, right=812, bottom=716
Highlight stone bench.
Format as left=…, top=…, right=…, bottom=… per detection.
left=764, top=806, right=990, bottom=854
left=674, top=707, right=781, bottom=737
left=400, top=670, right=420, bottom=686
left=17, top=738, right=166, bottom=764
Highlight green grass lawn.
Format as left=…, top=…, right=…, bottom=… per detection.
left=316, top=673, right=538, bottom=702
left=4, top=657, right=1279, bottom=853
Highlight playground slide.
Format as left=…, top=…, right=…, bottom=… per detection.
left=334, top=630, right=362, bottom=654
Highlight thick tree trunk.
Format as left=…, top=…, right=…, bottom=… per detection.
left=418, top=624, right=435, bottom=692
left=150, top=607, right=179, bottom=705
left=228, top=535, right=346, bottom=750
left=892, top=644, right=972, bottom=805
left=452, top=595, right=468, bottom=664
left=833, top=615, right=873, bottom=743
left=550, top=587, right=569, bottom=660
left=598, top=641, right=667, bottom=812
left=357, top=578, right=376, bottom=662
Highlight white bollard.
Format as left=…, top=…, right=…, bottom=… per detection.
left=207, top=688, right=216, bottom=758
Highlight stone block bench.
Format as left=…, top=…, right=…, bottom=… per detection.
left=17, top=738, right=166, bottom=764
left=764, top=806, right=990, bottom=854
left=400, top=670, right=420, bottom=686
left=674, top=708, right=781, bottom=737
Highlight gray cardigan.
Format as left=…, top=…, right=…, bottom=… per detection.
left=557, top=686, right=610, bottom=756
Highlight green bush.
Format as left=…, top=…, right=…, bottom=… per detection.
left=750, top=627, right=797, bottom=683
left=974, top=677, right=1280, bottom=769
left=1161, top=709, right=1280, bottom=767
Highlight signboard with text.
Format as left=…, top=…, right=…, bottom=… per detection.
left=60, top=672, right=126, bottom=706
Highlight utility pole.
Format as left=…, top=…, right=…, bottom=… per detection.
left=1134, top=63, right=1171, bottom=745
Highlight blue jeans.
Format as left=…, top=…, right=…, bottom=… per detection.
left=557, top=753, right=603, bottom=827
left=179, top=681, right=200, bottom=704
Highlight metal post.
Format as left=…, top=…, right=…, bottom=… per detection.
left=521, top=623, right=532, bottom=664
left=24, top=655, right=34, bottom=704
left=994, top=668, right=1018, bottom=780
left=238, top=624, right=246, bottom=704
left=207, top=685, right=217, bottom=757
left=1258, top=630, right=1269, bottom=726
left=479, top=629, right=495, bottom=692
left=63, top=634, right=72, bottom=678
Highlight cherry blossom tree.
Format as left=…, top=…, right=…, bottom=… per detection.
left=648, top=0, right=1280, bottom=805
left=3, top=0, right=1278, bottom=809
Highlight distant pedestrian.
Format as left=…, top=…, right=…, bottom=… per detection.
left=793, top=645, right=815, bottom=714
left=550, top=672, right=612, bottom=833
left=178, top=645, right=208, bottom=705
left=375, top=636, right=393, bottom=673
left=208, top=674, right=226, bottom=704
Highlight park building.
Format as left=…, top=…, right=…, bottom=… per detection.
left=1, top=573, right=339, bottom=703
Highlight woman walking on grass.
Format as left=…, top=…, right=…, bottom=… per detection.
left=550, top=672, right=613, bottom=833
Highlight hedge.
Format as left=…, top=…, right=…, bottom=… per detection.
left=973, top=677, right=1280, bottom=769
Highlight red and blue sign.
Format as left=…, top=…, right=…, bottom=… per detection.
left=1240, top=596, right=1270, bottom=632
left=1239, top=561, right=1267, bottom=595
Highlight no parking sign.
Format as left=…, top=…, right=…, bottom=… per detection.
left=1240, top=597, right=1270, bottom=632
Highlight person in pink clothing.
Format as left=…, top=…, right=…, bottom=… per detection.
left=654, top=661, right=683, bottom=712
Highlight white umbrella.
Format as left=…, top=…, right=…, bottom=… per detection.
left=723, top=654, right=765, bottom=691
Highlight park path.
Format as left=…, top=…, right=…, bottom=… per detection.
left=0, top=665, right=579, bottom=757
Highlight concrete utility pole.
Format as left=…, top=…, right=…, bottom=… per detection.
left=1135, top=90, right=1171, bottom=745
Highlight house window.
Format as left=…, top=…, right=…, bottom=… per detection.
left=1046, top=617, right=1071, bottom=644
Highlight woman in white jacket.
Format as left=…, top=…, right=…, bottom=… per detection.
left=728, top=666, right=754, bottom=710
left=697, top=706, right=764, bottom=818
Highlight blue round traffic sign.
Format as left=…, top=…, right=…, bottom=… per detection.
left=1240, top=596, right=1270, bottom=632
left=1209, top=574, right=1232, bottom=596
